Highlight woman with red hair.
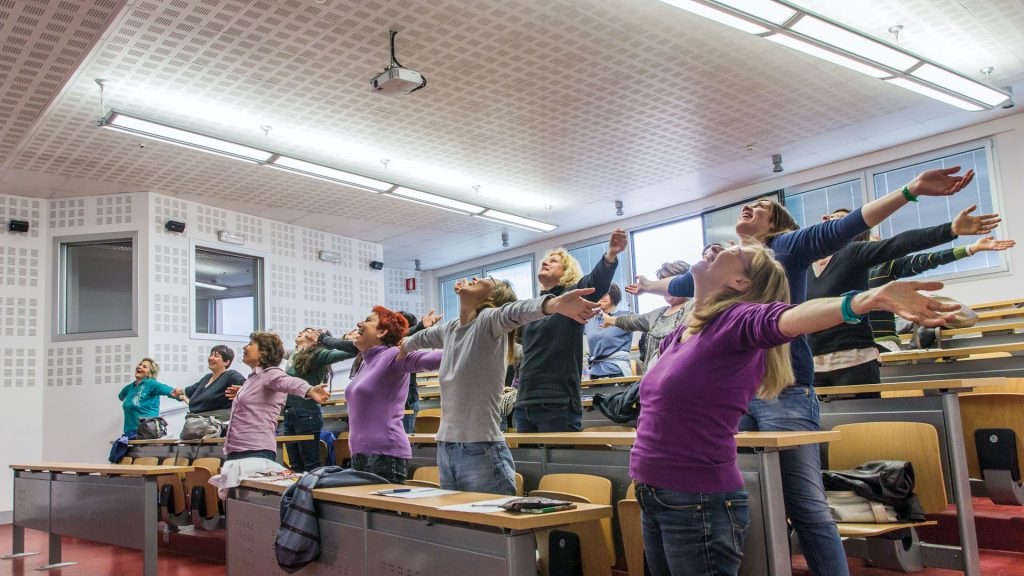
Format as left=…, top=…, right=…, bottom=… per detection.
left=345, top=306, right=442, bottom=483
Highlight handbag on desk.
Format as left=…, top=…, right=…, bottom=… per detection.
left=136, top=416, right=168, bottom=439
left=180, top=413, right=224, bottom=440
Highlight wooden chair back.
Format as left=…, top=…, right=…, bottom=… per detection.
left=829, top=422, right=947, bottom=513
left=418, top=408, right=442, bottom=418
left=117, top=457, right=133, bottom=465
left=185, top=457, right=222, bottom=521
left=959, top=393, right=1024, bottom=478
left=333, top=432, right=351, bottom=466
left=412, top=466, right=439, bottom=484
left=157, top=457, right=189, bottom=515
left=133, top=456, right=158, bottom=466
left=618, top=482, right=643, bottom=576
left=414, top=415, right=441, bottom=434
left=963, top=378, right=1024, bottom=395
left=319, top=440, right=328, bottom=466
left=514, top=472, right=524, bottom=496
left=534, top=473, right=615, bottom=566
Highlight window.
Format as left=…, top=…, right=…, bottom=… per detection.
left=785, top=178, right=864, bottom=229
left=485, top=258, right=535, bottom=301
left=55, top=233, right=137, bottom=339
left=194, top=246, right=264, bottom=337
left=568, top=240, right=631, bottom=311
left=702, top=191, right=783, bottom=246
left=870, top=143, right=1004, bottom=278
left=630, top=217, right=704, bottom=313
left=438, top=257, right=536, bottom=321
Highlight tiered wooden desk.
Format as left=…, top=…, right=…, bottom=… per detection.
left=228, top=480, right=612, bottom=576
left=407, top=430, right=837, bottom=576
left=125, top=434, right=313, bottom=461
left=7, top=462, right=193, bottom=576
left=899, top=321, right=1024, bottom=349
left=817, top=377, right=1006, bottom=576
left=880, top=342, right=1024, bottom=382
left=968, top=298, right=1024, bottom=311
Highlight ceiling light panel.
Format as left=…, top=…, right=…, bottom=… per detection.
left=103, top=113, right=274, bottom=162
left=766, top=34, right=890, bottom=78
left=910, top=63, right=1010, bottom=107
left=714, top=0, right=796, bottom=24
left=884, top=78, right=983, bottom=111
left=391, top=187, right=485, bottom=214
left=477, top=209, right=557, bottom=232
left=271, top=156, right=393, bottom=192
left=789, top=15, right=919, bottom=71
left=656, top=0, right=770, bottom=34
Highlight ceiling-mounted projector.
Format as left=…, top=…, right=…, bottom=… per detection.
left=370, top=30, right=426, bottom=95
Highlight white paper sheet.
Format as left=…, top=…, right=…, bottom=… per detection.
left=436, top=496, right=517, bottom=513
left=370, top=487, right=459, bottom=499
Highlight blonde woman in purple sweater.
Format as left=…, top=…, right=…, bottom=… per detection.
left=631, top=243, right=958, bottom=576
left=345, top=306, right=442, bottom=483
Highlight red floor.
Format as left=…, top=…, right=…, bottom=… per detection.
left=0, top=525, right=225, bottom=576
left=3, top=523, right=1023, bottom=576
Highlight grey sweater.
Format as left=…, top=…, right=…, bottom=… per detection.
left=610, top=302, right=690, bottom=370
left=404, top=297, right=549, bottom=442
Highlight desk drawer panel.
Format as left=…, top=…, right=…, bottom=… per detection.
left=228, top=498, right=365, bottom=576
left=13, top=474, right=50, bottom=532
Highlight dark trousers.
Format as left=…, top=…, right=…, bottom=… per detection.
left=351, top=453, right=409, bottom=484
left=814, top=360, right=881, bottom=399
left=283, top=406, right=324, bottom=472
left=513, top=403, right=582, bottom=433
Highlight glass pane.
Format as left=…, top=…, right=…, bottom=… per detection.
left=195, top=248, right=262, bottom=336
left=785, top=179, right=864, bottom=229
left=631, top=217, right=704, bottom=312
left=702, top=191, right=782, bottom=246
left=872, top=147, right=998, bottom=277
left=439, top=273, right=475, bottom=321
left=63, top=240, right=133, bottom=334
left=568, top=242, right=630, bottom=311
left=484, top=260, right=535, bottom=300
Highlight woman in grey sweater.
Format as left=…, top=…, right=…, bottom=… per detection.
left=604, top=259, right=692, bottom=373
left=400, top=276, right=598, bottom=494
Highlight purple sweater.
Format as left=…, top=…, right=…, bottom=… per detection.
left=225, top=367, right=311, bottom=455
left=630, top=302, right=794, bottom=493
left=346, top=346, right=442, bottom=459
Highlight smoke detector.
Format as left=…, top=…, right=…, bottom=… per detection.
left=369, top=30, right=426, bottom=95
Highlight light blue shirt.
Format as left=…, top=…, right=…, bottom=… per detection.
left=585, top=311, right=633, bottom=377
left=118, top=378, right=174, bottom=434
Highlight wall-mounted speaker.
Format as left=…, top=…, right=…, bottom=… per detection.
left=164, top=220, right=186, bottom=233
left=369, top=260, right=384, bottom=270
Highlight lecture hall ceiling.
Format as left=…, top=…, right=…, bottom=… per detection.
left=1, top=0, right=1022, bottom=269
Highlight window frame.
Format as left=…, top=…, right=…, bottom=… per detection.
left=52, top=231, right=139, bottom=341
left=865, top=138, right=1008, bottom=283
left=190, top=240, right=267, bottom=342
left=628, top=214, right=705, bottom=313
left=483, top=254, right=536, bottom=299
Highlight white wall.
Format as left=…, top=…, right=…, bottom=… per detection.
left=0, top=194, right=46, bottom=523
left=0, top=191, right=386, bottom=516
left=433, top=111, right=1024, bottom=308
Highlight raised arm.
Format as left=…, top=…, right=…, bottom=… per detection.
left=606, top=308, right=662, bottom=332
left=318, top=332, right=358, bottom=355
left=403, top=322, right=446, bottom=352
left=395, top=349, right=443, bottom=374
left=576, top=229, right=626, bottom=300
left=778, top=280, right=959, bottom=338
left=861, top=167, right=975, bottom=227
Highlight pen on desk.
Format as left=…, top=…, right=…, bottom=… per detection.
left=379, top=488, right=412, bottom=494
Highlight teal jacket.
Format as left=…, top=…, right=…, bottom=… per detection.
left=118, top=378, right=175, bottom=433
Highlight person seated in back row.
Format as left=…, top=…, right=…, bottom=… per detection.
left=584, top=283, right=633, bottom=379
left=182, top=344, right=245, bottom=415
left=118, top=357, right=185, bottom=434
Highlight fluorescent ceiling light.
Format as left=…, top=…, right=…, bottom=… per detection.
left=195, top=281, right=227, bottom=291
left=885, top=78, right=984, bottom=111
left=790, top=15, right=919, bottom=71
left=716, top=0, right=796, bottom=24
left=477, top=209, right=557, bottom=232
left=391, top=187, right=485, bottom=214
left=657, top=0, right=770, bottom=34
left=102, top=112, right=274, bottom=163
left=270, top=156, right=393, bottom=192
left=766, top=33, right=890, bottom=78
left=911, top=63, right=1009, bottom=108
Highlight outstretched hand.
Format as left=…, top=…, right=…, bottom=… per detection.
left=909, top=167, right=975, bottom=197
left=971, top=236, right=1015, bottom=253
left=544, top=287, right=600, bottom=324
left=625, top=275, right=652, bottom=296
left=862, top=281, right=960, bottom=327
left=951, top=204, right=1000, bottom=236
left=599, top=311, right=615, bottom=328
left=421, top=308, right=442, bottom=328
left=307, top=384, right=330, bottom=404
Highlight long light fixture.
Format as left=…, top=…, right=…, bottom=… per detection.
left=477, top=209, right=558, bottom=232
left=656, top=0, right=1010, bottom=111
left=195, top=281, right=227, bottom=291
left=99, top=111, right=557, bottom=232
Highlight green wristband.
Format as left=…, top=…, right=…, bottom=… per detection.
left=901, top=185, right=918, bottom=202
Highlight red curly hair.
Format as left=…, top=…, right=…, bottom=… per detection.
left=373, top=306, right=409, bottom=347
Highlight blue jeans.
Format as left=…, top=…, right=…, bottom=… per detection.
left=512, top=403, right=582, bottom=433
left=636, top=484, right=750, bottom=576
left=283, top=406, right=323, bottom=472
left=402, top=410, right=417, bottom=434
left=739, top=385, right=849, bottom=576
left=437, top=441, right=516, bottom=494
